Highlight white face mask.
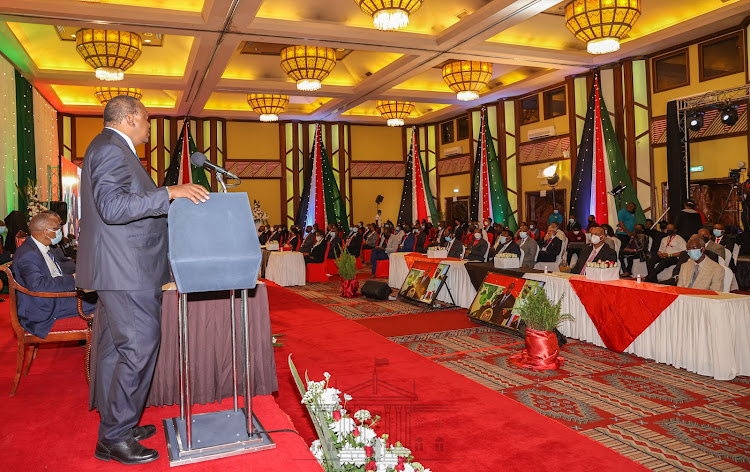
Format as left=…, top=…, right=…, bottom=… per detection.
left=499, top=236, right=508, bottom=244
left=315, top=236, right=323, bottom=243
left=590, top=235, right=601, bottom=245
left=573, top=230, right=580, bottom=235
left=474, top=233, right=481, bottom=240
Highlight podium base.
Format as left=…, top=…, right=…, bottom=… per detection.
left=163, top=409, right=275, bottom=466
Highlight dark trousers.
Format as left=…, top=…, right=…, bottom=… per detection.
left=370, top=249, right=389, bottom=274
left=616, top=234, right=630, bottom=255
left=645, top=256, right=678, bottom=283
left=619, top=254, right=637, bottom=273
left=93, top=288, right=162, bottom=444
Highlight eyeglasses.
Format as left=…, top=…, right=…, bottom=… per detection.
left=46, top=225, right=63, bottom=232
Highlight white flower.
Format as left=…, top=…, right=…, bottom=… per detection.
left=309, top=440, right=324, bottom=464
left=339, top=443, right=367, bottom=466
left=343, top=393, right=353, bottom=402
left=323, top=372, right=331, bottom=381
left=353, top=425, right=377, bottom=445
left=377, top=451, right=399, bottom=472
left=320, top=388, right=342, bottom=411
left=329, top=417, right=356, bottom=441
left=354, top=409, right=371, bottom=422
left=389, top=444, right=411, bottom=458
left=403, top=465, right=415, bottom=472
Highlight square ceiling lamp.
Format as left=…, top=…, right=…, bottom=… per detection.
left=248, top=94, right=289, bottom=122
left=565, top=0, right=641, bottom=55
left=376, top=100, right=415, bottom=126
left=280, top=46, right=336, bottom=91
left=354, top=0, right=423, bottom=31
left=442, top=61, right=492, bottom=101
left=76, top=29, right=142, bottom=81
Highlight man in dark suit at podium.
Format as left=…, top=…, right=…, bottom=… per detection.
left=77, top=96, right=209, bottom=465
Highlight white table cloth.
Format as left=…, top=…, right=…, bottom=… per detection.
left=526, top=272, right=750, bottom=380
left=388, top=253, right=478, bottom=308
left=265, top=251, right=306, bottom=287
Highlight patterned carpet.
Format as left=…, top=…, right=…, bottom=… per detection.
left=284, top=261, right=750, bottom=470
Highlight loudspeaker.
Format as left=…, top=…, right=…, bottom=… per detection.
left=47, top=201, right=68, bottom=224
left=361, top=281, right=391, bottom=300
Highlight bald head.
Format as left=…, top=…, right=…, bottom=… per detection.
left=29, top=212, right=59, bottom=233
left=686, top=235, right=706, bottom=250
left=698, top=228, right=711, bottom=239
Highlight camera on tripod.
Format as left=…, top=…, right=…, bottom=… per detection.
left=728, top=162, right=746, bottom=182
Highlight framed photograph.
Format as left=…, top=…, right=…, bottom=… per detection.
left=398, top=261, right=450, bottom=306
left=467, top=273, right=545, bottom=333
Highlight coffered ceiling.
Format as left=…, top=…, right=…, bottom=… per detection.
left=0, top=0, right=746, bottom=124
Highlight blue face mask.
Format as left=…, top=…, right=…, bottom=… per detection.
left=445, top=236, right=452, bottom=242
left=500, top=236, right=508, bottom=244
left=0, top=226, right=6, bottom=235
left=49, top=229, right=63, bottom=245
left=713, top=229, right=723, bottom=237
left=687, top=248, right=703, bottom=261
left=519, top=232, right=528, bottom=239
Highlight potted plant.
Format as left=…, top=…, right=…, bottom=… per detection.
left=335, top=247, right=359, bottom=297
left=509, top=288, right=573, bottom=370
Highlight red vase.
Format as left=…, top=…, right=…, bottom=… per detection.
left=341, top=279, right=359, bottom=298
left=509, top=328, right=564, bottom=370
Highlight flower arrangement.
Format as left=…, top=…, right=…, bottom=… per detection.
left=252, top=199, right=269, bottom=225
left=18, top=180, right=48, bottom=219
left=495, top=253, right=517, bottom=259
left=289, top=356, right=430, bottom=472
left=586, top=261, right=619, bottom=269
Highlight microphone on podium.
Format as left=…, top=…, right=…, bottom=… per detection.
left=190, top=152, right=239, bottom=180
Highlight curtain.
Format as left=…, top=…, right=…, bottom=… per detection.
left=15, top=70, right=36, bottom=210
left=33, top=88, right=59, bottom=202
left=0, top=57, right=17, bottom=216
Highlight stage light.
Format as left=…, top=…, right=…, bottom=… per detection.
left=687, top=112, right=703, bottom=132
left=721, top=106, right=738, bottom=126
left=542, top=163, right=557, bottom=178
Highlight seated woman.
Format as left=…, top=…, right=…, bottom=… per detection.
left=283, top=226, right=301, bottom=251
left=565, top=223, right=586, bottom=265
left=303, top=230, right=327, bottom=264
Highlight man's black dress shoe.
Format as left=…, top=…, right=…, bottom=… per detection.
left=94, top=438, right=159, bottom=464
left=132, top=424, right=157, bottom=441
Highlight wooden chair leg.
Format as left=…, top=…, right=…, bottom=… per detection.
left=24, top=344, right=39, bottom=376
left=12, top=341, right=26, bottom=396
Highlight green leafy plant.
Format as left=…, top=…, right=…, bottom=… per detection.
left=513, top=288, right=573, bottom=332
left=335, top=247, right=357, bottom=281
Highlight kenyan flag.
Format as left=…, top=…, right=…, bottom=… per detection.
left=162, top=119, right=211, bottom=190
left=397, top=127, right=438, bottom=224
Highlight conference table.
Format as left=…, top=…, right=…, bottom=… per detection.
left=526, top=272, right=750, bottom=380
left=265, top=251, right=306, bottom=286
left=88, top=282, right=279, bottom=408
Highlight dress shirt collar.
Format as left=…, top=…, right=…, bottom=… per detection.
left=105, top=127, right=138, bottom=157
left=31, top=235, right=50, bottom=255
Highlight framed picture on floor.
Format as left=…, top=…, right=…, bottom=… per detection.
left=467, top=273, right=545, bottom=334
left=398, top=261, right=450, bottom=306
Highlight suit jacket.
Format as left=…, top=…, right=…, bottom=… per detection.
left=677, top=257, right=724, bottom=291
left=490, top=240, right=521, bottom=259
left=258, top=230, right=270, bottom=245
left=415, top=230, right=428, bottom=253
left=446, top=239, right=464, bottom=259
left=326, top=232, right=342, bottom=259
left=466, top=238, right=489, bottom=262
left=714, top=234, right=736, bottom=252
left=536, top=236, right=562, bottom=262
left=11, top=238, right=77, bottom=338
left=306, top=240, right=327, bottom=263
left=399, top=233, right=416, bottom=252
left=299, top=232, right=316, bottom=253
left=518, top=237, right=538, bottom=268
left=571, top=243, right=618, bottom=274
left=345, top=232, right=363, bottom=256
left=77, top=128, right=170, bottom=291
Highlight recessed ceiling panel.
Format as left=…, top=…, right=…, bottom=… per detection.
left=204, top=92, right=331, bottom=113
left=72, top=0, right=205, bottom=12
left=50, top=84, right=177, bottom=108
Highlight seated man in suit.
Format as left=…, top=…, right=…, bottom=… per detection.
left=536, top=223, right=563, bottom=263
left=267, top=225, right=281, bottom=243
left=677, top=235, right=724, bottom=291
left=398, top=226, right=417, bottom=252
left=11, top=212, right=96, bottom=338
left=517, top=225, right=539, bottom=268
left=326, top=224, right=342, bottom=259
left=698, top=227, right=726, bottom=261
left=299, top=225, right=316, bottom=254
left=345, top=226, right=363, bottom=257
left=415, top=223, right=429, bottom=253
left=712, top=223, right=735, bottom=252
left=466, top=228, right=489, bottom=262
left=571, top=226, right=618, bottom=275
left=489, top=229, right=521, bottom=259
left=362, top=224, right=379, bottom=250
left=257, top=225, right=269, bottom=244
left=304, top=230, right=327, bottom=264
left=442, top=228, right=464, bottom=259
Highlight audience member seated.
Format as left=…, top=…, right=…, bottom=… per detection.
left=435, top=221, right=446, bottom=242
left=483, top=218, right=496, bottom=239
left=674, top=200, right=703, bottom=242
left=566, top=215, right=579, bottom=232
left=645, top=220, right=668, bottom=257
left=565, top=223, right=586, bottom=265
left=326, top=224, right=342, bottom=259
left=517, top=225, right=539, bottom=268
left=662, top=241, right=720, bottom=285
left=586, top=215, right=597, bottom=230
left=257, top=225, right=270, bottom=244
left=676, top=235, right=724, bottom=291
left=267, top=225, right=282, bottom=243
left=571, top=226, right=618, bottom=275
left=619, top=223, right=650, bottom=277
left=466, top=228, right=489, bottom=262
left=536, top=223, right=563, bottom=263
left=698, top=228, right=726, bottom=261
left=453, top=219, right=467, bottom=243
left=304, top=230, right=327, bottom=264
left=547, top=207, right=563, bottom=226
left=362, top=224, right=378, bottom=250
left=299, top=225, right=316, bottom=253
left=345, top=226, right=363, bottom=257
left=441, top=229, right=463, bottom=259
left=529, top=222, right=541, bottom=240
left=398, top=226, right=417, bottom=252
left=645, top=223, right=686, bottom=283
left=712, top=223, right=735, bottom=251
left=415, top=223, right=429, bottom=253
left=10, top=212, right=96, bottom=338
left=284, top=226, right=301, bottom=250
left=370, top=228, right=398, bottom=274
left=489, top=229, right=521, bottom=259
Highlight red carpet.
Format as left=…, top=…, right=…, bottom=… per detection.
left=267, top=284, right=646, bottom=471
left=354, top=309, right=478, bottom=337
left=0, top=301, right=320, bottom=472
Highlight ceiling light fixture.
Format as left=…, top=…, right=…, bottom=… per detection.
left=721, top=105, right=738, bottom=126
left=354, top=0, right=423, bottom=31
left=375, top=100, right=415, bottom=126
left=564, top=0, right=641, bottom=55
left=76, top=29, right=142, bottom=81
left=280, top=46, right=336, bottom=91
left=441, top=61, right=492, bottom=101
left=94, top=87, right=143, bottom=106
left=247, top=94, right=289, bottom=122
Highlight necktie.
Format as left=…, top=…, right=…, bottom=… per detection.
left=47, top=250, right=63, bottom=277
left=689, top=263, right=700, bottom=288
left=580, top=247, right=599, bottom=276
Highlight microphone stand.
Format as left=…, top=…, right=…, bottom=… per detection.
left=217, top=172, right=227, bottom=193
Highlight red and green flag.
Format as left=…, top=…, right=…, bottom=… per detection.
left=398, top=127, right=438, bottom=224
left=162, top=120, right=211, bottom=190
